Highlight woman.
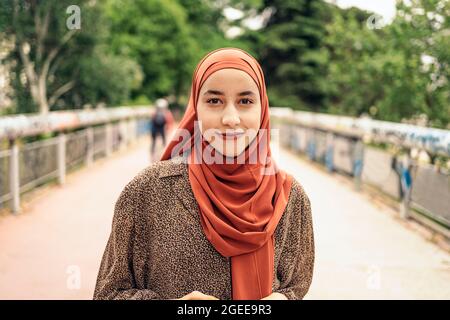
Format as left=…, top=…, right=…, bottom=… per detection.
left=93, top=47, right=315, bottom=300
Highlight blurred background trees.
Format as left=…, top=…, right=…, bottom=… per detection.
left=0, top=0, right=448, bottom=128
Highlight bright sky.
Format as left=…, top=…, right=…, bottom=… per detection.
left=224, top=0, right=398, bottom=37
left=331, top=0, right=397, bottom=23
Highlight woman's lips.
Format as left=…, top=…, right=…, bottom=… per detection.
left=217, top=131, right=244, bottom=140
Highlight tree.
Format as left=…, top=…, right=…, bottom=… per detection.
left=253, top=0, right=331, bottom=111
left=0, top=0, right=141, bottom=114
left=0, top=1, right=84, bottom=113
left=324, top=5, right=385, bottom=117
left=105, top=0, right=200, bottom=105
left=323, top=0, right=449, bottom=128
left=385, top=0, right=449, bottom=127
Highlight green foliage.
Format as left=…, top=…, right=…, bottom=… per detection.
left=105, top=0, right=198, bottom=104
left=1, top=0, right=448, bottom=129
left=324, top=0, right=449, bottom=128
left=68, top=48, right=143, bottom=109
left=249, top=0, right=331, bottom=111
left=0, top=0, right=144, bottom=113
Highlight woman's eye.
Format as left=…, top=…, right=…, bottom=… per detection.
left=207, top=98, right=221, bottom=105
left=240, top=98, right=253, bottom=105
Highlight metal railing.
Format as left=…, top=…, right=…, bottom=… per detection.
left=271, top=108, right=450, bottom=239
left=0, top=107, right=152, bottom=213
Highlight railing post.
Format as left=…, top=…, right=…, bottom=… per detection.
left=119, top=120, right=128, bottom=151
left=307, top=130, right=316, bottom=161
left=86, top=127, right=94, bottom=167
left=400, top=155, right=412, bottom=219
left=325, top=132, right=334, bottom=172
left=353, top=139, right=364, bottom=191
left=9, top=139, right=20, bottom=214
left=58, top=133, right=66, bottom=185
left=105, top=123, right=112, bottom=157
left=129, top=118, right=137, bottom=144
left=126, top=119, right=134, bottom=145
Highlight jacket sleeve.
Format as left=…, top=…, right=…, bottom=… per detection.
left=93, top=179, right=161, bottom=300
left=274, top=181, right=315, bottom=300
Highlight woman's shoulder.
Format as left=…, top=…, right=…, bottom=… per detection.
left=285, top=175, right=312, bottom=221
left=122, top=155, right=187, bottom=192
left=114, top=156, right=187, bottom=216
left=289, top=176, right=310, bottom=205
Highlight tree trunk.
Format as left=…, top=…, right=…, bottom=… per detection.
left=38, top=76, right=49, bottom=114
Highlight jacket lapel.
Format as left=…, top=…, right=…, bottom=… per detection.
left=159, top=156, right=200, bottom=220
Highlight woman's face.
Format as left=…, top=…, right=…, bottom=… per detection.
left=197, top=68, right=262, bottom=158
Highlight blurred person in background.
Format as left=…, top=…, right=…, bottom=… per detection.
left=149, top=98, right=174, bottom=162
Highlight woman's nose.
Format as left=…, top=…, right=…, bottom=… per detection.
left=222, top=104, right=240, bottom=127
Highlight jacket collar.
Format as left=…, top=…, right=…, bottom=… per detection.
left=158, top=156, right=200, bottom=219
left=158, top=156, right=186, bottom=178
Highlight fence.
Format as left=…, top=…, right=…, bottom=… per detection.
left=271, top=108, right=450, bottom=238
left=0, top=107, right=152, bottom=213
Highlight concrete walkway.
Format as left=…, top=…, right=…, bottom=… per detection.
left=0, top=140, right=448, bottom=299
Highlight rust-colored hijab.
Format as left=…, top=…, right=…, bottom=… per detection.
left=160, top=47, right=293, bottom=300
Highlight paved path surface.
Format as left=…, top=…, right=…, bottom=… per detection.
left=0, top=140, right=449, bottom=299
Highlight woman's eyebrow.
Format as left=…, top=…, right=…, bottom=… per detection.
left=238, top=91, right=256, bottom=96
left=203, top=90, right=224, bottom=96
left=203, top=90, right=256, bottom=96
